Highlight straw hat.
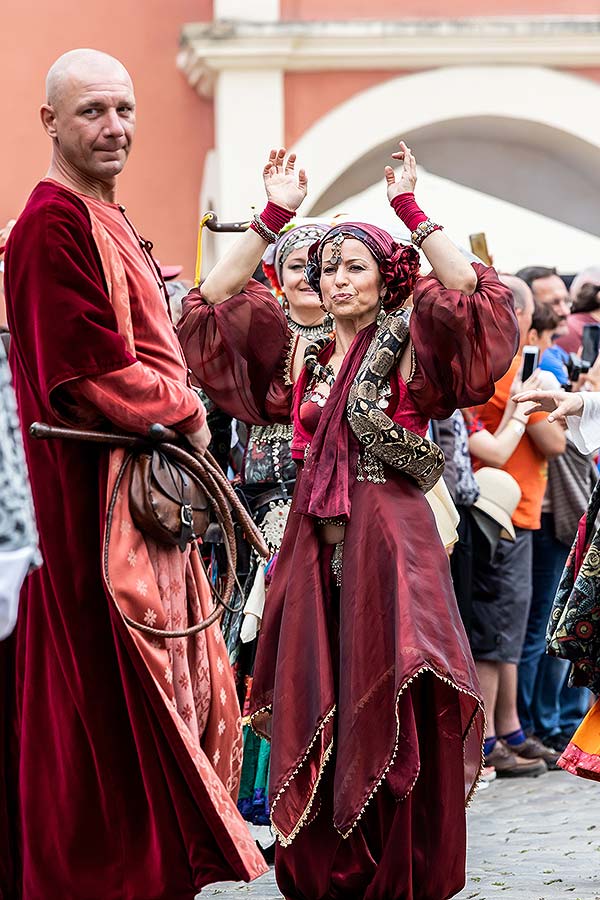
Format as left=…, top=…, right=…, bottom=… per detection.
left=472, top=468, right=522, bottom=542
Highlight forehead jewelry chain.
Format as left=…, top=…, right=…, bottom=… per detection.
left=326, top=233, right=345, bottom=265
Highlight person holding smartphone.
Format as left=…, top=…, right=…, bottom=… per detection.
left=469, top=278, right=566, bottom=777
left=510, top=305, right=594, bottom=753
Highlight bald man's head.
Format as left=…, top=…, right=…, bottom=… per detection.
left=500, top=273, right=534, bottom=348
left=41, top=49, right=135, bottom=188
left=46, top=49, right=132, bottom=109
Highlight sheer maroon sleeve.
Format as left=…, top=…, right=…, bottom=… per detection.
left=177, top=278, right=293, bottom=425
left=407, top=263, right=518, bottom=419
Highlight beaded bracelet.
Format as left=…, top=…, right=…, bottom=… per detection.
left=250, top=201, right=295, bottom=244
left=251, top=213, right=279, bottom=244
left=411, top=219, right=443, bottom=249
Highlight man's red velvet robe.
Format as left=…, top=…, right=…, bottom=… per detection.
left=0, top=180, right=266, bottom=900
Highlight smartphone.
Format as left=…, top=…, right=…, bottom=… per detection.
left=469, top=232, right=492, bottom=266
left=581, top=323, right=600, bottom=367
left=521, top=345, right=539, bottom=382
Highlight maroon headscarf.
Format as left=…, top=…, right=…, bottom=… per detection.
left=304, top=222, right=420, bottom=312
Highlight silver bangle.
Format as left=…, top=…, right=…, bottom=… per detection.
left=251, top=213, right=279, bottom=244
left=411, top=219, right=443, bottom=248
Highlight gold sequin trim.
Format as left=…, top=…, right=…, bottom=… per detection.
left=272, top=736, right=334, bottom=847
left=335, top=665, right=484, bottom=839
left=248, top=704, right=272, bottom=740
left=284, top=333, right=300, bottom=386
left=266, top=704, right=336, bottom=847
left=405, top=342, right=417, bottom=385
left=250, top=423, right=294, bottom=446
left=249, top=670, right=484, bottom=846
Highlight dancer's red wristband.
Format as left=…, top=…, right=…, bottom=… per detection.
left=259, top=201, right=295, bottom=234
left=391, top=193, right=428, bottom=233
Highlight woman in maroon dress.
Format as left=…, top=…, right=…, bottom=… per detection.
left=179, top=144, right=519, bottom=900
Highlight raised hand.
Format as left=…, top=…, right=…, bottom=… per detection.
left=384, top=141, right=417, bottom=202
left=263, top=148, right=308, bottom=213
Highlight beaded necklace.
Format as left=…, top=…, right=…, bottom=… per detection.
left=285, top=313, right=329, bottom=341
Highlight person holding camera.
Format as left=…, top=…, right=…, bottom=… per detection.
left=555, top=267, right=600, bottom=356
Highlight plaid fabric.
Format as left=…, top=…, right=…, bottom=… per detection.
left=547, top=438, right=598, bottom=547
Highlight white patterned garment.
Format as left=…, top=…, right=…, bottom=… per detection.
left=0, top=340, right=40, bottom=638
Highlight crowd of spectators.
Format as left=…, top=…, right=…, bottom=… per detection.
left=438, top=262, right=600, bottom=783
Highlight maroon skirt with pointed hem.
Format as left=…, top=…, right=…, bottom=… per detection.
left=275, top=673, right=468, bottom=900
left=249, top=471, right=483, bottom=896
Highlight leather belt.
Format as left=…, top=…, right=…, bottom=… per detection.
left=244, top=482, right=295, bottom=515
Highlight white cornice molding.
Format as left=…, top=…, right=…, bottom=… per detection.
left=178, top=17, right=600, bottom=96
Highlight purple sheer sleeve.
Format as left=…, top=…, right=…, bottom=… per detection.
left=407, top=263, right=519, bottom=419
left=177, top=278, right=293, bottom=425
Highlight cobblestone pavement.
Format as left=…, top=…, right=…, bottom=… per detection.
left=198, top=772, right=600, bottom=899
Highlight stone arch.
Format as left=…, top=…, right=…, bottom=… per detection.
left=292, top=66, right=600, bottom=237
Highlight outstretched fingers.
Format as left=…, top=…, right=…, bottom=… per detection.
left=394, top=142, right=416, bottom=177
left=263, top=148, right=278, bottom=177
left=264, top=147, right=293, bottom=178
left=513, top=389, right=559, bottom=411
left=274, top=148, right=286, bottom=173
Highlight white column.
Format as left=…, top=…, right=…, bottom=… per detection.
left=197, top=0, right=282, bottom=269
left=207, top=68, right=284, bottom=258
left=214, top=0, right=279, bottom=21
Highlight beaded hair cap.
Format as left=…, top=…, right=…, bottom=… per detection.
left=262, top=223, right=329, bottom=296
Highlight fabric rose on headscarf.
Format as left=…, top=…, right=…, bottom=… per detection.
left=378, top=242, right=421, bottom=311
left=304, top=222, right=420, bottom=312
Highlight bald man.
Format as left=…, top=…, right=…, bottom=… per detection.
left=1, top=49, right=266, bottom=899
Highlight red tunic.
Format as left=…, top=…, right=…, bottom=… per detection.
left=1, top=180, right=266, bottom=900
left=179, top=266, right=518, bottom=900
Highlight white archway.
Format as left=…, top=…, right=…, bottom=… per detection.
left=292, top=66, right=600, bottom=222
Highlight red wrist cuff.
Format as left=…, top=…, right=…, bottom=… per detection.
left=391, top=193, right=428, bottom=233
left=262, top=202, right=295, bottom=233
